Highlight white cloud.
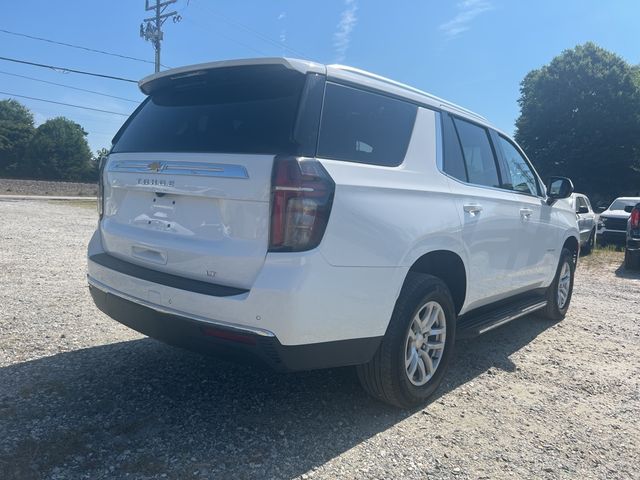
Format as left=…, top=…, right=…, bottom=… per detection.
left=439, top=0, right=493, bottom=40
left=333, top=0, right=358, bottom=63
left=277, top=11, right=286, bottom=48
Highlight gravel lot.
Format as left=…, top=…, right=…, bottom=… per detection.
left=0, top=178, right=97, bottom=197
left=1, top=199, right=639, bottom=480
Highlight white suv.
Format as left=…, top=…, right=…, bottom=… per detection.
left=597, top=197, right=640, bottom=247
left=88, top=58, right=580, bottom=407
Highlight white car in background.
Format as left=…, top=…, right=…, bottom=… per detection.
left=87, top=58, right=580, bottom=407
left=597, top=197, right=640, bottom=247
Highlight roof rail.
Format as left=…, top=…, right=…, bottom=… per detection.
left=328, top=64, right=487, bottom=122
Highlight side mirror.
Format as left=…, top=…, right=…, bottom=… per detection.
left=577, top=205, right=589, bottom=214
left=546, top=176, right=574, bottom=205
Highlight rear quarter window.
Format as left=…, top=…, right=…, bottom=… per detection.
left=317, top=83, right=418, bottom=167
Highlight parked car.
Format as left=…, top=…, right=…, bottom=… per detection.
left=88, top=58, right=580, bottom=408
left=597, top=197, right=640, bottom=247
left=569, top=193, right=596, bottom=254
left=625, top=203, right=640, bottom=269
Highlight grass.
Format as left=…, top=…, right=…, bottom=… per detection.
left=580, top=244, right=624, bottom=270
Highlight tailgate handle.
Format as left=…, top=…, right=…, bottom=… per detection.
left=131, top=245, right=168, bottom=265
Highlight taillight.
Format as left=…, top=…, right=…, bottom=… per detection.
left=630, top=206, right=640, bottom=229
left=269, top=156, right=335, bottom=252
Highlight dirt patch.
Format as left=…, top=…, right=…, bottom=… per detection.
left=0, top=200, right=638, bottom=479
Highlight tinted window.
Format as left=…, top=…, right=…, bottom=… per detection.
left=453, top=118, right=500, bottom=188
left=112, top=65, right=311, bottom=155
left=610, top=199, right=639, bottom=211
left=442, top=114, right=467, bottom=181
left=317, top=83, right=417, bottom=166
left=497, top=136, right=540, bottom=196
left=575, top=196, right=587, bottom=212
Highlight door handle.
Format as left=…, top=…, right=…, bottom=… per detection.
left=463, top=203, right=483, bottom=215
left=520, top=208, right=533, bottom=219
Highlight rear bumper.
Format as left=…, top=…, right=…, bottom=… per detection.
left=86, top=230, right=401, bottom=368
left=597, top=229, right=626, bottom=245
left=627, top=237, right=640, bottom=251
left=89, top=281, right=381, bottom=371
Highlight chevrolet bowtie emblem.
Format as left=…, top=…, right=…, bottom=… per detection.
left=147, top=161, right=166, bottom=173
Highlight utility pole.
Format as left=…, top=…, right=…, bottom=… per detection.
left=140, top=0, right=181, bottom=73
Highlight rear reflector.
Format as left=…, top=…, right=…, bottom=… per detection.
left=201, top=327, right=257, bottom=345
left=269, top=156, right=335, bottom=252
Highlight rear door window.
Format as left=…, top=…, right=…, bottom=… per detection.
left=453, top=118, right=500, bottom=188
left=317, top=83, right=418, bottom=166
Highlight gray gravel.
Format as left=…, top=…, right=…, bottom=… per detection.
left=1, top=199, right=639, bottom=480
left=0, top=178, right=97, bottom=197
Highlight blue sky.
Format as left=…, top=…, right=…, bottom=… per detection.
left=2, top=0, right=639, bottom=152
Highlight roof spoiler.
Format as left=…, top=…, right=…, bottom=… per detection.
left=138, top=57, right=325, bottom=95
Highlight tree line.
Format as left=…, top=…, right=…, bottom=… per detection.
left=0, top=99, right=108, bottom=182
left=1, top=41, right=639, bottom=201
left=515, top=42, right=640, bottom=205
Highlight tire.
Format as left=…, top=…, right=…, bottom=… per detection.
left=356, top=273, right=456, bottom=408
left=582, top=229, right=595, bottom=255
left=541, top=248, right=575, bottom=321
left=625, top=249, right=640, bottom=270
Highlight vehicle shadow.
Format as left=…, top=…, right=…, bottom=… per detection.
left=614, top=263, right=640, bottom=279
left=0, top=314, right=555, bottom=480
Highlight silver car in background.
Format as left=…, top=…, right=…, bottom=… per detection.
left=569, top=193, right=596, bottom=254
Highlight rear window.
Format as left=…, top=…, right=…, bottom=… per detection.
left=317, top=83, right=417, bottom=166
left=112, top=65, right=314, bottom=155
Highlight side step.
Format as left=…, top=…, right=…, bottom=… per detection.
left=457, top=297, right=547, bottom=338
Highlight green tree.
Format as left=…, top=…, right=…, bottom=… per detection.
left=515, top=42, right=640, bottom=203
left=86, top=147, right=110, bottom=181
left=0, top=99, right=35, bottom=175
left=26, top=117, right=94, bottom=181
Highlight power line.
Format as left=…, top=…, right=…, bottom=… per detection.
left=0, top=70, right=140, bottom=103
left=0, top=28, right=168, bottom=67
left=0, top=56, right=138, bottom=83
left=184, top=16, right=269, bottom=57
left=0, top=91, right=130, bottom=116
left=198, top=5, right=309, bottom=58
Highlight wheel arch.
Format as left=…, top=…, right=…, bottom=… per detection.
left=563, top=235, right=580, bottom=264
left=406, top=250, right=467, bottom=315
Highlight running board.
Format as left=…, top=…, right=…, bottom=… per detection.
left=457, top=298, right=547, bottom=338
